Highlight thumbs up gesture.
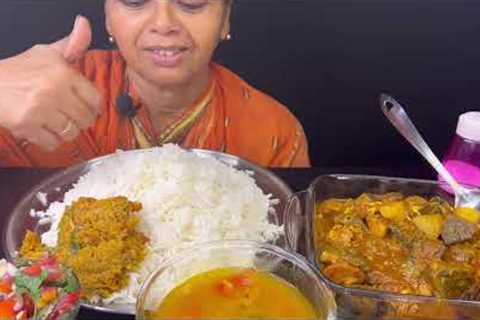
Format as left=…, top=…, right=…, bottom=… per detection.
left=0, top=15, right=102, bottom=151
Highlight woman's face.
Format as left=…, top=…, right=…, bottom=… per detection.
left=105, top=0, right=231, bottom=87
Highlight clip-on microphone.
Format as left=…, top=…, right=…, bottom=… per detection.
left=115, top=93, right=156, bottom=147
left=116, top=93, right=137, bottom=118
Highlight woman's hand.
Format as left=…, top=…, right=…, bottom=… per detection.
left=0, top=15, right=101, bottom=151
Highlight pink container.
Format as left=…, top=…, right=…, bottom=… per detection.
left=440, top=112, right=480, bottom=188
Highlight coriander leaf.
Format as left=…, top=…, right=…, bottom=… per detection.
left=15, top=269, right=48, bottom=301
left=63, top=269, right=80, bottom=293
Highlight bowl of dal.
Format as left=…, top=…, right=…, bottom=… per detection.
left=136, top=240, right=337, bottom=320
left=3, top=145, right=297, bottom=315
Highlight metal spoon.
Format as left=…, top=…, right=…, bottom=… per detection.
left=379, top=93, right=480, bottom=211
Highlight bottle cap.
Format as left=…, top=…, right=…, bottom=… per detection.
left=457, top=111, right=480, bottom=142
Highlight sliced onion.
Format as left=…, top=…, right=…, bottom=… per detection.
left=15, top=310, right=26, bottom=320
left=13, top=293, right=24, bottom=312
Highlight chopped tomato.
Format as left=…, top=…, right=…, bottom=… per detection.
left=45, top=269, right=63, bottom=283
left=23, top=264, right=42, bottom=277
left=0, top=299, right=15, bottom=318
left=232, top=276, right=254, bottom=287
left=39, top=256, right=57, bottom=267
left=46, top=292, right=80, bottom=320
left=63, top=291, right=81, bottom=304
left=22, top=293, right=35, bottom=318
left=0, top=280, right=12, bottom=294
left=231, top=269, right=255, bottom=287
left=216, top=279, right=235, bottom=297
left=231, top=275, right=253, bottom=287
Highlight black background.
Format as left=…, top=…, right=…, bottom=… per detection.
left=2, top=0, right=480, bottom=169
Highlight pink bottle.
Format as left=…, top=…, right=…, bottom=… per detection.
left=440, top=112, right=480, bottom=188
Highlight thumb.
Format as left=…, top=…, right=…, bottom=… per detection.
left=49, top=15, right=92, bottom=63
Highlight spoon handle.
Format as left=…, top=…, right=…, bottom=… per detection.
left=379, top=94, right=464, bottom=193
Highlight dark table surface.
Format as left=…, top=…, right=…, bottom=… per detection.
left=0, top=165, right=435, bottom=320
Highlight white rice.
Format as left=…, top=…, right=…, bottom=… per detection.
left=32, top=144, right=283, bottom=305
left=35, top=192, right=48, bottom=206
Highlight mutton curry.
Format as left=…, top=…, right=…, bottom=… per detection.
left=315, top=192, right=480, bottom=300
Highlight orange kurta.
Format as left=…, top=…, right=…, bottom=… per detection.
left=0, top=50, right=310, bottom=168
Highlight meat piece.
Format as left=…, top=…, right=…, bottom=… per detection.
left=334, top=213, right=368, bottom=231
left=389, top=220, right=425, bottom=247
left=462, top=284, right=480, bottom=301
left=432, top=262, right=474, bottom=298
left=367, top=271, right=412, bottom=294
left=326, top=225, right=355, bottom=248
left=319, top=245, right=368, bottom=269
left=326, top=223, right=368, bottom=250
left=441, top=215, right=477, bottom=245
left=420, top=197, right=454, bottom=216
left=404, top=196, right=428, bottom=217
left=353, top=193, right=383, bottom=218
left=319, top=247, right=343, bottom=264
left=316, top=198, right=349, bottom=215
left=412, top=239, right=446, bottom=261
left=401, top=257, right=428, bottom=279
left=323, top=262, right=366, bottom=286
left=444, top=244, right=477, bottom=264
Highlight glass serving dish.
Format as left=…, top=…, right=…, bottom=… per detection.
left=136, top=240, right=337, bottom=320
left=2, top=148, right=295, bottom=316
left=285, top=174, right=480, bottom=320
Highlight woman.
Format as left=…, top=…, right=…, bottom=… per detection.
left=0, top=0, right=309, bottom=167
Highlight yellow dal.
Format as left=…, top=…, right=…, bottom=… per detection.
left=149, top=267, right=317, bottom=319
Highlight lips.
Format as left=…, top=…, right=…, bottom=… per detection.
left=144, top=46, right=188, bottom=68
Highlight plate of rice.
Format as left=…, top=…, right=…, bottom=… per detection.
left=3, top=145, right=295, bottom=315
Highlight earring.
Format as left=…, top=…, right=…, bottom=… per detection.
left=225, top=34, right=232, bottom=41
left=109, top=35, right=115, bottom=44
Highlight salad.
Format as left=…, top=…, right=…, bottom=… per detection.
left=0, top=256, right=80, bottom=320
